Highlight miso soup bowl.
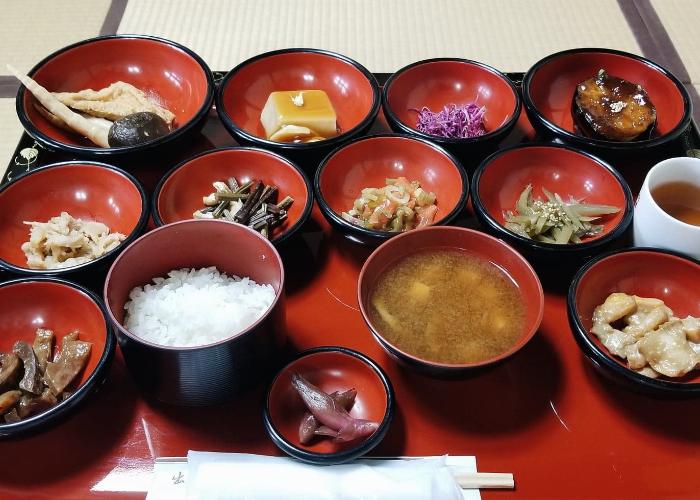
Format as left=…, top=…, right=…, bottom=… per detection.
left=216, top=48, right=381, bottom=174
left=382, top=58, right=521, bottom=170
left=0, top=161, right=149, bottom=283
left=103, top=219, right=285, bottom=406
left=358, top=226, right=544, bottom=377
left=16, top=35, right=215, bottom=158
left=523, top=48, right=692, bottom=156
left=0, top=277, right=115, bottom=438
left=263, top=346, right=394, bottom=465
left=568, top=248, right=700, bottom=396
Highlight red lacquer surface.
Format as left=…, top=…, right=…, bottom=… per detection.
left=1, top=104, right=698, bottom=500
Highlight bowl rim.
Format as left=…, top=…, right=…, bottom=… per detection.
left=314, top=133, right=469, bottom=241
left=567, top=246, right=700, bottom=393
left=214, top=47, right=382, bottom=150
left=0, top=160, right=150, bottom=276
left=471, top=142, right=635, bottom=252
left=381, top=57, right=522, bottom=144
left=262, top=346, right=394, bottom=464
left=103, top=218, right=286, bottom=352
left=522, top=47, right=693, bottom=150
left=0, top=276, right=116, bottom=437
left=151, top=146, right=314, bottom=245
left=357, top=225, right=545, bottom=369
left=15, top=34, right=215, bottom=156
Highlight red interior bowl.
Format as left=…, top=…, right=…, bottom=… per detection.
left=217, top=49, right=380, bottom=147
left=524, top=48, right=691, bottom=147
left=0, top=162, right=147, bottom=273
left=474, top=144, right=632, bottom=246
left=154, top=148, right=312, bottom=244
left=315, top=135, right=468, bottom=239
left=0, top=278, right=114, bottom=436
left=18, top=35, right=213, bottom=154
left=571, top=249, right=700, bottom=388
left=265, top=347, right=392, bottom=461
left=384, top=59, right=520, bottom=141
left=358, top=226, right=544, bottom=372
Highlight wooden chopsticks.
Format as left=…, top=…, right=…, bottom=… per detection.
left=454, top=472, right=515, bottom=489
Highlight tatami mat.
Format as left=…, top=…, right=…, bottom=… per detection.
left=0, top=99, right=25, bottom=179
left=651, top=0, right=700, bottom=83
left=0, top=0, right=111, bottom=76
left=118, top=0, right=641, bottom=73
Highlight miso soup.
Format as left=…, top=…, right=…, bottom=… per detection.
left=369, top=249, right=525, bottom=364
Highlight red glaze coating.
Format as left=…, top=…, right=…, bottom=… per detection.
left=477, top=145, right=628, bottom=241
left=0, top=163, right=145, bottom=269
left=268, top=350, right=389, bottom=454
left=317, top=135, right=466, bottom=225
left=0, top=280, right=108, bottom=387
left=219, top=50, right=377, bottom=140
left=358, top=226, right=544, bottom=369
left=573, top=250, right=700, bottom=384
left=155, top=148, right=311, bottom=243
left=385, top=59, right=519, bottom=137
left=21, top=36, right=211, bottom=149
left=527, top=50, right=687, bottom=138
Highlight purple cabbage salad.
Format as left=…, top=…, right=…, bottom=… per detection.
left=410, top=103, right=487, bottom=139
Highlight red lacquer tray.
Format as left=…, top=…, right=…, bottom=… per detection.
left=1, top=73, right=699, bottom=499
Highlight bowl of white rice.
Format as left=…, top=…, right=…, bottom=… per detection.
left=103, top=219, right=285, bottom=405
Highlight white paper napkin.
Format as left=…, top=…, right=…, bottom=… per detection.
left=146, top=453, right=480, bottom=500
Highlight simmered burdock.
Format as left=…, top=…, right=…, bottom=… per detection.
left=33, top=328, right=55, bottom=373
left=12, top=341, right=43, bottom=395
left=0, top=353, right=22, bottom=392
left=573, top=69, right=656, bottom=141
left=0, top=329, right=91, bottom=423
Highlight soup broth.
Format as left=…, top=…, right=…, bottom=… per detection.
left=369, top=249, right=525, bottom=364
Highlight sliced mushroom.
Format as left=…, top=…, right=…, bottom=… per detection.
left=45, top=339, right=91, bottom=395
left=0, top=353, right=22, bottom=392
left=33, top=328, right=55, bottom=374
left=0, top=390, right=22, bottom=415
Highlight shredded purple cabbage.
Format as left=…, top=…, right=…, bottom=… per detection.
left=410, top=103, right=487, bottom=139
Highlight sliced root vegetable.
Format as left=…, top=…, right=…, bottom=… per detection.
left=7, top=64, right=110, bottom=147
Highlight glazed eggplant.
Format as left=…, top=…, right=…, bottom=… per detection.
left=573, top=69, right=656, bottom=141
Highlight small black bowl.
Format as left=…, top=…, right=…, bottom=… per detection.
left=215, top=48, right=381, bottom=174
left=314, top=134, right=469, bottom=246
left=16, top=34, right=215, bottom=158
left=567, top=247, right=700, bottom=397
left=382, top=58, right=521, bottom=170
left=471, top=143, right=634, bottom=279
left=523, top=48, right=692, bottom=157
left=263, top=346, right=394, bottom=465
left=0, top=277, right=116, bottom=438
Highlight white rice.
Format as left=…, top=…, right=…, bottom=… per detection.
left=123, top=267, right=276, bottom=347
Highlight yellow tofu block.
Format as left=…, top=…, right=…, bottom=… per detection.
left=260, top=90, right=337, bottom=140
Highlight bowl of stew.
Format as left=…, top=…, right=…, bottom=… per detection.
left=358, top=226, right=544, bottom=377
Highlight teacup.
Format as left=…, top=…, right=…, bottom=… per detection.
left=633, top=156, right=700, bottom=258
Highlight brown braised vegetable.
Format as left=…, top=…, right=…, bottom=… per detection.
left=12, top=341, right=43, bottom=395
left=573, top=69, right=656, bottom=141
left=0, top=390, right=22, bottom=415
left=18, top=389, right=57, bottom=419
left=44, top=340, right=91, bottom=395
left=0, top=353, right=22, bottom=392
left=33, top=328, right=55, bottom=373
left=0, top=329, right=91, bottom=423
